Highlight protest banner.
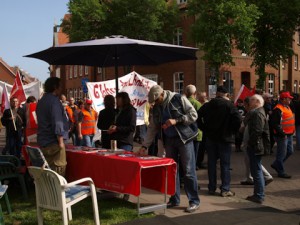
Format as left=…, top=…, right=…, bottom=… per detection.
left=87, top=72, right=157, bottom=125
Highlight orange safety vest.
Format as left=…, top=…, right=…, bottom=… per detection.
left=81, top=108, right=97, bottom=135
left=66, top=106, right=74, bottom=123
left=274, top=104, right=295, bottom=134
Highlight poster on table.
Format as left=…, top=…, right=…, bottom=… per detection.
left=86, top=72, right=157, bottom=125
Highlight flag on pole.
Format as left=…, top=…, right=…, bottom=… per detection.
left=0, top=84, right=10, bottom=114
left=234, top=84, right=255, bottom=104
left=10, top=70, right=27, bottom=104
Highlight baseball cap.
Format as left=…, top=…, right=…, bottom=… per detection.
left=148, top=85, right=163, bottom=103
left=217, top=86, right=228, bottom=94
left=280, top=92, right=293, bottom=99
left=85, top=99, right=93, bottom=104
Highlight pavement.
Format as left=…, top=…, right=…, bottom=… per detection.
left=128, top=142, right=300, bottom=224
left=1, top=128, right=300, bottom=224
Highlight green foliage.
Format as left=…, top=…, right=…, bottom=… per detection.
left=249, top=0, right=300, bottom=89
left=188, top=0, right=261, bottom=77
left=189, top=0, right=300, bottom=90
left=62, top=0, right=179, bottom=43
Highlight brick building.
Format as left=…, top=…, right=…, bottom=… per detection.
left=53, top=2, right=300, bottom=100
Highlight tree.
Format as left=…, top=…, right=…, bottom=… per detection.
left=188, top=0, right=261, bottom=81
left=62, top=0, right=179, bottom=43
left=249, top=0, right=300, bottom=89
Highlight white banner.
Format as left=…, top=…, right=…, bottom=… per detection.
left=87, top=71, right=157, bottom=125
left=0, top=81, right=42, bottom=104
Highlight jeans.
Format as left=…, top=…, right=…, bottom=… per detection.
left=5, top=130, right=23, bottom=158
left=193, top=141, right=200, bottom=168
left=206, top=138, right=232, bottom=192
left=296, top=125, right=300, bottom=150
left=247, top=148, right=264, bottom=200
left=272, top=135, right=294, bottom=175
left=82, top=135, right=94, bottom=147
left=165, top=137, right=200, bottom=205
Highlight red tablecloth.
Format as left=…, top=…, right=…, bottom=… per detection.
left=66, top=150, right=177, bottom=197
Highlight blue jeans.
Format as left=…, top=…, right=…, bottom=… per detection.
left=165, top=137, right=200, bottom=205
left=193, top=141, right=200, bottom=168
left=247, top=148, right=264, bottom=200
left=296, top=125, right=300, bottom=150
left=272, top=135, right=294, bottom=175
left=206, top=138, right=232, bottom=192
left=82, top=135, right=94, bottom=147
left=5, top=130, right=22, bottom=158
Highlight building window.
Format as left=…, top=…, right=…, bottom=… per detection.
left=268, top=74, right=275, bottom=95
left=223, top=71, right=233, bottom=94
left=142, top=74, right=158, bottom=83
left=74, top=88, right=78, bottom=99
left=298, top=30, right=300, bottom=45
left=177, top=0, right=187, bottom=4
left=294, top=80, right=298, bottom=93
left=79, top=88, right=83, bottom=99
left=69, top=89, right=73, bottom=98
left=173, top=28, right=183, bottom=46
left=69, top=66, right=73, bottom=79
left=55, top=67, right=61, bottom=78
left=79, top=65, right=83, bottom=76
left=295, top=55, right=298, bottom=70
left=85, top=66, right=89, bottom=75
left=173, top=72, right=184, bottom=94
left=74, top=65, right=78, bottom=77
left=97, top=67, right=102, bottom=74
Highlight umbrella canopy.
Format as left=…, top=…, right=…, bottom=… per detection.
left=25, top=35, right=198, bottom=91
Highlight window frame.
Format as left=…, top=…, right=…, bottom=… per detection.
left=173, top=72, right=184, bottom=94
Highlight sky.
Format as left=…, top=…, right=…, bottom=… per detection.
left=0, top=0, right=69, bottom=82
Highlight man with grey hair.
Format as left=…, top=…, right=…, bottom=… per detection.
left=246, top=94, right=270, bottom=203
left=185, top=85, right=202, bottom=169
left=139, top=85, right=200, bottom=213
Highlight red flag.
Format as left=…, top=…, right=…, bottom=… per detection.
left=234, top=84, right=255, bottom=104
left=1, top=84, right=10, bottom=114
left=10, top=70, right=27, bottom=104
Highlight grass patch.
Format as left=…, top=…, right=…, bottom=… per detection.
left=1, top=183, right=154, bottom=225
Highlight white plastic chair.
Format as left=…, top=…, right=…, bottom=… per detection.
left=28, top=166, right=100, bottom=225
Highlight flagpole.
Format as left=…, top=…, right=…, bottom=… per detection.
left=9, top=108, right=17, bottom=131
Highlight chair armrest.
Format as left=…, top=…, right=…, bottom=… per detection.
left=62, top=177, right=94, bottom=189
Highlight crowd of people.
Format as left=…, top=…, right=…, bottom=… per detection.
left=0, top=76, right=298, bottom=213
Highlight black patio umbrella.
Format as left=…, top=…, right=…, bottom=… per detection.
left=25, top=35, right=198, bottom=91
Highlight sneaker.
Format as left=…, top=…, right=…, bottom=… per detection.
left=167, top=201, right=179, bottom=208
left=278, top=173, right=292, bottom=179
left=240, top=180, right=254, bottom=185
left=265, top=178, right=274, bottom=186
left=246, top=195, right=264, bottom=204
left=185, top=204, right=200, bottom=213
left=221, top=190, right=235, bottom=197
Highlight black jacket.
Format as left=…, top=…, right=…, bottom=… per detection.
left=110, top=105, right=136, bottom=147
left=247, top=107, right=270, bottom=155
left=197, top=97, right=242, bottom=143
left=1, top=107, right=26, bottom=132
left=97, top=107, right=116, bottom=149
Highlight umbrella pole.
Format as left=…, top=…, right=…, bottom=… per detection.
left=115, top=63, right=119, bottom=94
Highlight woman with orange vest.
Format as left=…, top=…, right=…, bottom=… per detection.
left=77, top=99, right=98, bottom=147
left=270, top=91, right=295, bottom=179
